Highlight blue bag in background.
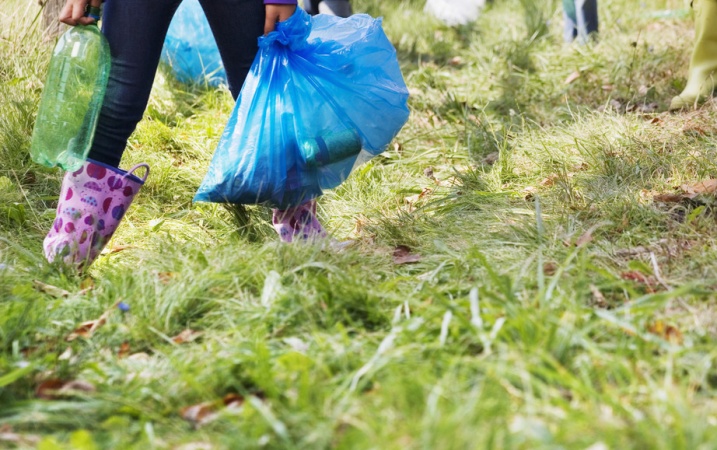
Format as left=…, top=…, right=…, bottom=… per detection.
left=194, top=8, right=410, bottom=209
left=161, top=0, right=227, bottom=87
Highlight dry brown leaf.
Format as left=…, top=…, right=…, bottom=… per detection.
left=157, top=272, right=176, bottom=284
left=649, top=117, right=663, bottom=125
left=449, top=56, right=464, bottom=66
left=589, top=284, right=607, bottom=308
left=522, top=186, right=537, bottom=200
left=181, top=401, right=218, bottom=427
left=118, top=342, right=131, bottom=358
left=543, top=262, right=558, bottom=276
left=66, top=301, right=119, bottom=341
left=680, top=179, right=717, bottom=197
left=405, top=187, right=433, bottom=206
left=223, top=393, right=244, bottom=407
left=575, top=230, right=593, bottom=247
left=564, top=70, right=581, bottom=84
left=172, top=329, right=203, bottom=344
left=35, top=379, right=65, bottom=399
left=654, top=179, right=717, bottom=203
left=575, top=222, right=610, bottom=247
left=393, top=245, right=422, bottom=265
left=653, top=193, right=684, bottom=203
left=180, top=394, right=244, bottom=428
left=36, top=379, right=95, bottom=400
left=482, top=152, right=500, bottom=165
left=648, top=320, right=684, bottom=345
left=540, top=174, right=559, bottom=187
left=621, top=271, right=658, bottom=292
left=108, top=244, right=138, bottom=254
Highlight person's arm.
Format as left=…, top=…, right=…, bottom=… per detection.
left=59, top=0, right=101, bottom=26
left=264, top=2, right=297, bottom=35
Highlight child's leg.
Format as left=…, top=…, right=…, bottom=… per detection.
left=204, top=1, right=328, bottom=242
left=44, top=0, right=178, bottom=266
left=302, top=0, right=320, bottom=15
left=89, top=0, right=183, bottom=167
left=198, top=0, right=266, bottom=100
left=563, top=0, right=598, bottom=43
left=318, top=0, right=352, bottom=17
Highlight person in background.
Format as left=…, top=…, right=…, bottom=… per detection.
left=562, top=0, right=598, bottom=43
left=669, top=0, right=717, bottom=110
left=44, top=0, right=328, bottom=268
left=302, top=0, right=352, bottom=17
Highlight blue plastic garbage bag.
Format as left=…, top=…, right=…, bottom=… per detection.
left=161, top=0, right=227, bottom=87
left=193, top=8, right=410, bottom=209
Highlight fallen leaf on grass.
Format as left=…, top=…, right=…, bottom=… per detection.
left=36, top=379, right=95, bottom=399
left=574, top=222, right=611, bottom=247
left=543, top=262, right=558, bottom=276
left=621, top=271, right=658, bottom=292
left=589, top=284, right=607, bottom=308
left=172, top=329, right=203, bottom=344
left=482, top=152, right=500, bottom=166
left=393, top=245, right=422, bottom=265
left=648, top=320, right=683, bottom=344
left=404, top=188, right=433, bottom=207
left=540, top=174, right=559, bottom=187
left=654, top=179, right=717, bottom=203
left=118, top=342, right=131, bottom=358
left=564, top=70, right=581, bottom=84
left=181, top=394, right=244, bottom=427
left=575, top=230, right=593, bottom=247
left=522, top=186, right=537, bottom=200
left=108, top=244, right=138, bottom=254
left=449, top=56, right=464, bottom=66
left=66, top=301, right=120, bottom=341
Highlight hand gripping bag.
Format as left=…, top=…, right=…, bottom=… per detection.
left=161, top=0, right=227, bottom=87
left=193, top=8, right=410, bottom=209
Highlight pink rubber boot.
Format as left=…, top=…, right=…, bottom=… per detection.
left=43, top=159, right=149, bottom=267
left=272, top=199, right=328, bottom=243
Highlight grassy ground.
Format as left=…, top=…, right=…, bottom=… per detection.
left=2, top=0, right=717, bottom=448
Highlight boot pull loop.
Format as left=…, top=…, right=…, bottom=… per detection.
left=125, top=163, right=150, bottom=183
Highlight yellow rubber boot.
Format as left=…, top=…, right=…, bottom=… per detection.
left=670, top=0, right=717, bottom=110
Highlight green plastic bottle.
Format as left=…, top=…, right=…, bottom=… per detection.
left=300, top=129, right=362, bottom=168
left=30, top=22, right=111, bottom=171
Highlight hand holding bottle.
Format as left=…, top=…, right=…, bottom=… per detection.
left=59, top=0, right=102, bottom=26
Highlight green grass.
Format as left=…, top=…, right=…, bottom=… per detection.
left=3, top=0, right=717, bottom=448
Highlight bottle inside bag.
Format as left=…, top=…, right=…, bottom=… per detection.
left=30, top=23, right=111, bottom=171
left=300, top=129, right=362, bottom=168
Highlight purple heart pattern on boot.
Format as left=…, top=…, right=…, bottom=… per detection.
left=272, top=199, right=328, bottom=243
left=43, top=159, right=149, bottom=267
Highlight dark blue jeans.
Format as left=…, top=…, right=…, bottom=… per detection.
left=89, top=0, right=265, bottom=167
left=563, top=0, right=598, bottom=43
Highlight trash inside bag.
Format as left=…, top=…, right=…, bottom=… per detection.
left=424, top=0, right=485, bottom=26
left=194, top=8, right=410, bottom=209
left=161, top=0, right=227, bottom=87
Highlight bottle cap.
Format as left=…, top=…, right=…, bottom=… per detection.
left=86, top=5, right=101, bottom=21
